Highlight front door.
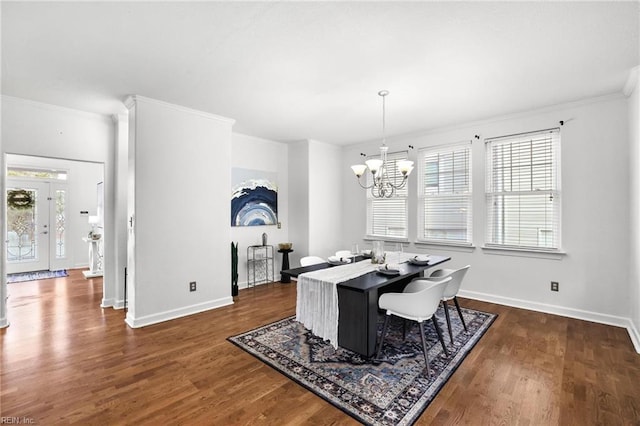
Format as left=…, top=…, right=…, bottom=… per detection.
left=6, top=181, right=51, bottom=273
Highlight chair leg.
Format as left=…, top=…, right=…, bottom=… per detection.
left=442, top=300, right=453, bottom=344
left=453, top=297, right=467, bottom=331
left=376, top=314, right=391, bottom=359
left=418, top=321, right=431, bottom=377
left=432, top=316, right=449, bottom=357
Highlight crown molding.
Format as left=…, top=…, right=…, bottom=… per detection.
left=123, top=95, right=236, bottom=125
left=1, top=95, right=112, bottom=123
left=111, top=113, right=127, bottom=124
left=623, top=66, right=639, bottom=97
left=345, top=92, right=626, bottom=150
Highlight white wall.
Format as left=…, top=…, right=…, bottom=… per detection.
left=231, top=133, right=289, bottom=287
left=342, top=95, right=632, bottom=329
left=288, top=141, right=310, bottom=267
left=1, top=96, right=115, bottom=327
left=308, top=139, right=343, bottom=258
left=113, top=114, right=128, bottom=308
left=124, top=96, right=234, bottom=327
left=627, top=67, right=640, bottom=351
left=286, top=139, right=343, bottom=268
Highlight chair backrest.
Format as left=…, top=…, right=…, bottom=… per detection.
left=379, top=277, right=451, bottom=321
left=300, top=256, right=325, bottom=267
left=335, top=250, right=351, bottom=258
left=430, top=265, right=470, bottom=299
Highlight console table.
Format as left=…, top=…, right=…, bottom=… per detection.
left=82, top=236, right=103, bottom=278
left=247, top=245, right=275, bottom=287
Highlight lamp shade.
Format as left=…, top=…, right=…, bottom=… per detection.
left=365, top=158, right=384, bottom=174
left=397, top=160, right=414, bottom=176
left=351, top=164, right=367, bottom=177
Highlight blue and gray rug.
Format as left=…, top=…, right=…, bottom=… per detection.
left=7, top=269, right=68, bottom=284
left=228, top=305, right=496, bottom=425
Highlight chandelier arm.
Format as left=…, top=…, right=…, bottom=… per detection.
left=356, top=175, right=375, bottom=190
left=385, top=175, right=409, bottom=190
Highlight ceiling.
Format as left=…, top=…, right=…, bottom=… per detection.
left=2, top=1, right=638, bottom=145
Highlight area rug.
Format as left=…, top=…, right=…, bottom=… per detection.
left=7, top=269, right=68, bottom=283
left=228, top=305, right=496, bottom=425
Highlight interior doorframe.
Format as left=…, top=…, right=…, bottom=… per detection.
left=1, top=153, right=8, bottom=328
left=1, top=153, right=110, bottom=329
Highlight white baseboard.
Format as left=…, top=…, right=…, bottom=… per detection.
left=100, top=297, right=126, bottom=310
left=459, top=289, right=640, bottom=354
left=0, top=316, right=8, bottom=328
left=101, top=297, right=114, bottom=308
left=124, top=296, right=234, bottom=328
left=627, top=320, right=640, bottom=353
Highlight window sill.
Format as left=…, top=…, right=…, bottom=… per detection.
left=414, top=241, right=476, bottom=253
left=481, top=245, right=566, bottom=260
left=363, top=235, right=409, bottom=243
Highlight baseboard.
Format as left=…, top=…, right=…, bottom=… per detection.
left=627, top=319, right=640, bottom=353
left=101, top=297, right=114, bottom=308
left=124, top=296, right=234, bottom=328
left=459, top=289, right=640, bottom=354
left=0, top=316, right=8, bottom=328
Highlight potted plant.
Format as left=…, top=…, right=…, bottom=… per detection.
left=231, top=242, right=239, bottom=297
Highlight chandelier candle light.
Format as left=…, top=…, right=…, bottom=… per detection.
left=351, top=90, right=414, bottom=198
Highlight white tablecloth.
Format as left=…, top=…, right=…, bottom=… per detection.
left=295, top=253, right=418, bottom=348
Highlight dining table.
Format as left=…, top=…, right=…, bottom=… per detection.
left=281, top=253, right=451, bottom=358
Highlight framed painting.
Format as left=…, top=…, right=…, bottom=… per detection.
left=231, top=168, right=278, bottom=226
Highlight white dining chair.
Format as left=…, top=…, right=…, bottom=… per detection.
left=420, top=265, right=471, bottom=344
left=300, top=256, right=325, bottom=267
left=376, top=277, right=451, bottom=376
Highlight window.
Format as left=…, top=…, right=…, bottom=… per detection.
left=485, top=128, right=561, bottom=250
left=418, top=143, right=472, bottom=245
left=8, top=166, right=67, bottom=180
left=366, top=151, right=409, bottom=239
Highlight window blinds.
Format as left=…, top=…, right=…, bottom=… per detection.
left=485, top=128, right=561, bottom=250
left=366, top=151, right=409, bottom=239
left=418, top=143, right=472, bottom=244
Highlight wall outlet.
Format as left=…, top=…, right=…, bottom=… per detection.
left=277, top=222, right=282, bottom=229
left=550, top=281, right=559, bottom=292
left=189, top=281, right=197, bottom=292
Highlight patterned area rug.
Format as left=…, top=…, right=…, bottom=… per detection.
left=7, top=269, right=68, bottom=283
left=228, top=305, right=496, bottom=425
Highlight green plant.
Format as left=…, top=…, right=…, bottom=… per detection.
left=231, top=242, right=239, bottom=297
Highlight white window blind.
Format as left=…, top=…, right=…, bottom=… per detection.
left=485, top=128, right=561, bottom=250
left=417, top=143, right=472, bottom=245
left=366, top=151, right=409, bottom=239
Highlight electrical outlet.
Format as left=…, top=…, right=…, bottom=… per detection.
left=189, top=281, right=197, bottom=292
left=550, top=281, right=559, bottom=292
left=277, top=222, right=282, bottom=229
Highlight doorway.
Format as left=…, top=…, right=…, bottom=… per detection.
left=5, top=155, right=104, bottom=276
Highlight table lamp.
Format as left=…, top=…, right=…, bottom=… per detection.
left=88, top=215, right=99, bottom=238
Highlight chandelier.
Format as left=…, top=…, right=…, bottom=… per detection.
left=350, top=90, right=414, bottom=198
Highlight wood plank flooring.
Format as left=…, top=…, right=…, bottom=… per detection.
left=1, top=269, right=639, bottom=425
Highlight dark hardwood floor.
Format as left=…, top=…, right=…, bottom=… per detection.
left=1, top=269, right=639, bottom=425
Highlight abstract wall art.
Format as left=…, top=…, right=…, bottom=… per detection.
left=231, top=168, right=278, bottom=227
